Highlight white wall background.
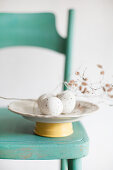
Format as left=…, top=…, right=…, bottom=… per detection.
left=0, top=0, right=113, bottom=170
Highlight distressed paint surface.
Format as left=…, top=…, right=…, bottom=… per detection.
left=0, top=108, right=89, bottom=160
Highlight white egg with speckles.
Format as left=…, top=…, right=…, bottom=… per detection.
left=57, top=90, right=76, bottom=114
left=37, top=93, right=54, bottom=109
left=38, top=96, right=63, bottom=115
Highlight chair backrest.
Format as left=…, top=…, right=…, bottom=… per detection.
left=0, top=9, right=75, bottom=89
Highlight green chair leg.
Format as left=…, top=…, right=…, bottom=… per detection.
left=68, top=159, right=82, bottom=170
left=61, top=159, right=68, bottom=170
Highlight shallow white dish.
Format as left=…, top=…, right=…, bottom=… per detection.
left=8, top=100, right=99, bottom=123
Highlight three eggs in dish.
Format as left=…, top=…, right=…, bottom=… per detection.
left=38, top=90, right=76, bottom=115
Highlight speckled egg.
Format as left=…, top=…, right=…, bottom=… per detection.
left=57, top=90, right=76, bottom=114
left=37, top=93, right=53, bottom=109
left=38, top=96, right=63, bottom=115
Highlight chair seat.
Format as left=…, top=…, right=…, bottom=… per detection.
left=0, top=108, right=89, bottom=160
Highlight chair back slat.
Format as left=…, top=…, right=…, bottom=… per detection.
left=0, top=13, right=66, bottom=54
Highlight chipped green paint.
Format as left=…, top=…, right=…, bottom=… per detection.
left=0, top=108, right=89, bottom=160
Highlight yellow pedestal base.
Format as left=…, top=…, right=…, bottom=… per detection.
left=34, top=122, right=73, bottom=137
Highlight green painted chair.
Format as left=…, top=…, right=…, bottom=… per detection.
left=0, top=10, right=89, bottom=170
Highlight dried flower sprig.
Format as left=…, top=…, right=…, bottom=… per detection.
left=64, top=64, right=113, bottom=100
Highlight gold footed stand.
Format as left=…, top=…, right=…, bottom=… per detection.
left=34, top=122, right=73, bottom=137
